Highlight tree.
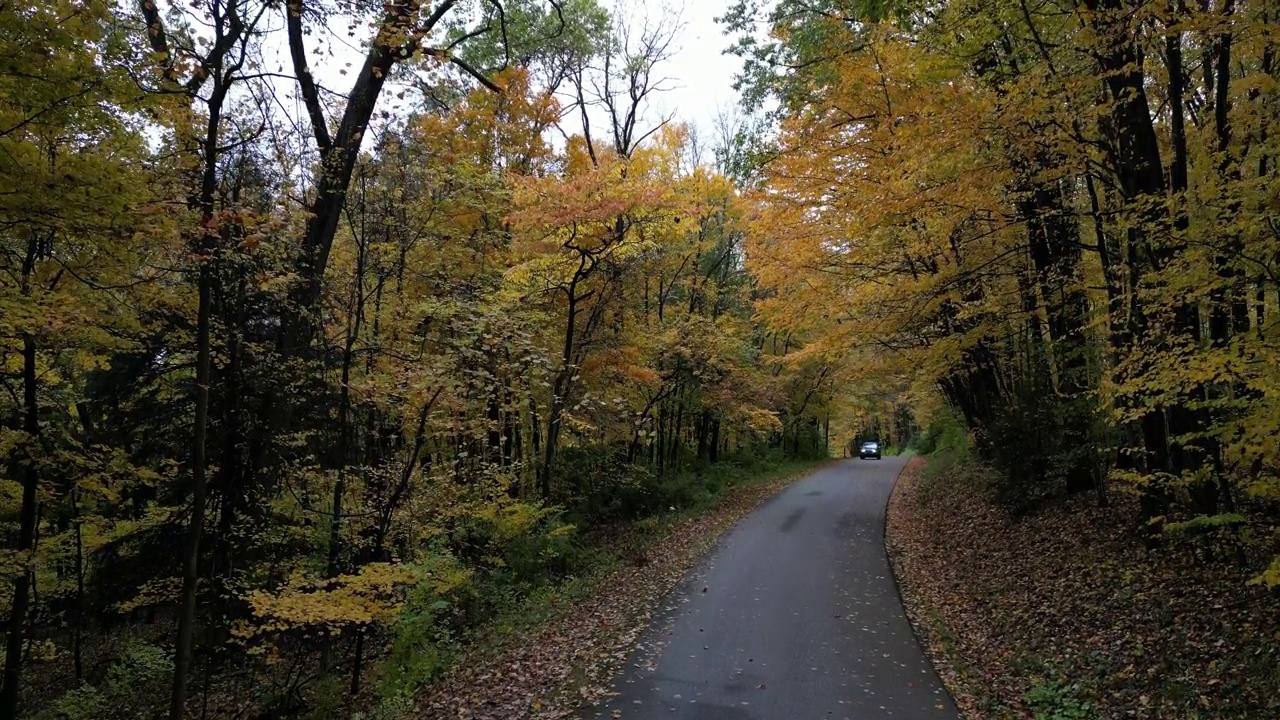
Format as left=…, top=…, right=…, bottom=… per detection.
left=0, top=2, right=168, bottom=713
left=733, top=0, right=1280, bottom=571
left=3, top=3, right=846, bottom=716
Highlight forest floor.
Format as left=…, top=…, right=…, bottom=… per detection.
left=886, top=455, right=1280, bottom=720
left=409, top=458, right=833, bottom=720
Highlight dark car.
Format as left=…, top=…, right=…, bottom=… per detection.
left=859, top=441, right=881, bottom=460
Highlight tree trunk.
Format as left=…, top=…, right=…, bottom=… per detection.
left=170, top=50, right=234, bottom=719
left=541, top=262, right=586, bottom=499
left=1084, top=0, right=1206, bottom=485
left=283, top=0, right=457, bottom=354
left=696, top=409, right=711, bottom=462
left=1019, top=171, right=1093, bottom=492
left=170, top=259, right=213, bottom=720
left=1, top=331, right=41, bottom=717
left=70, top=400, right=93, bottom=681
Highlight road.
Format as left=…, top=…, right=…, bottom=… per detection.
left=587, top=457, right=960, bottom=720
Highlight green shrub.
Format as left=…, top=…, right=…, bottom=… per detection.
left=450, top=496, right=577, bottom=584
left=352, top=693, right=414, bottom=720
left=560, top=458, right=656, bottom=522
left=35, top=642, right=172, bottom=720
left=917, top=409, right=970, bottom=456
left=376, top=555, right=475, bottom=700
left=562, top=459, right=733, bottom=523
left=503, top=518, right=578, bottom=581
left=1025, top=678, right=1095, bottom=720
left=33, top=686, right=107, bottom=720
left=631, top=515, right=664, bottom=538
left=377, top=595, right=455, bottom=700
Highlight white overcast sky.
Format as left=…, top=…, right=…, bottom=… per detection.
left=630, top=0, right=745, bottom=134
left=251, top=0, right=748, bottom=149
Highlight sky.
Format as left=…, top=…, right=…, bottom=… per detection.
left=252, top=0, right=750, bottom=150
left=627, top=0, right=746, bottom=135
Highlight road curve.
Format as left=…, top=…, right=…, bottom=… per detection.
left=587, top=457, right=960, bottom=720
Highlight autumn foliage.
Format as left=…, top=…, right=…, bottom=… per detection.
left=0, top=1, right=843, bottom=717
left=734, top=0, right=1280, bottom=650
left=7, top=0, right=1278, bottom=716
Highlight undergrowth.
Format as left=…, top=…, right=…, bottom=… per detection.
left=357, top=451, right=827, bottom=718
left=890, top=412, right=1280, bottom=719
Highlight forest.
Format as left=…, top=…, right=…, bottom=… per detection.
left=3, top=0, right=1279, bottom=718
left=736, top=0, right=1280, bottom=560
left=734, top=0, right=1280, bottom=712
left=0, top=1, right=859, bottom=717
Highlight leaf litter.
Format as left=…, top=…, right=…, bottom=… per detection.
left=886, top=457, right=1280, bottom=720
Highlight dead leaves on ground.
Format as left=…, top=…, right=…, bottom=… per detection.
left=886, top=458, right=1280, bottom=720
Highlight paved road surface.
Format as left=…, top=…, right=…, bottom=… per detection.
left=587, top=457, right=960, bottom=720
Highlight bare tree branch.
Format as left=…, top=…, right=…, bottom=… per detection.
left=429, top=49, right=503, bottom=92
left=286, top=0, right=332, bottom=156
left=484, top=0, right=511, bottom=68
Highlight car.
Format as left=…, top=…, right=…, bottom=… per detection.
left=859, top=441, right=881, bottom=460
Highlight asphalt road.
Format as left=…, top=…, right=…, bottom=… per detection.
left=587, top=457, right=960, bottom=720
